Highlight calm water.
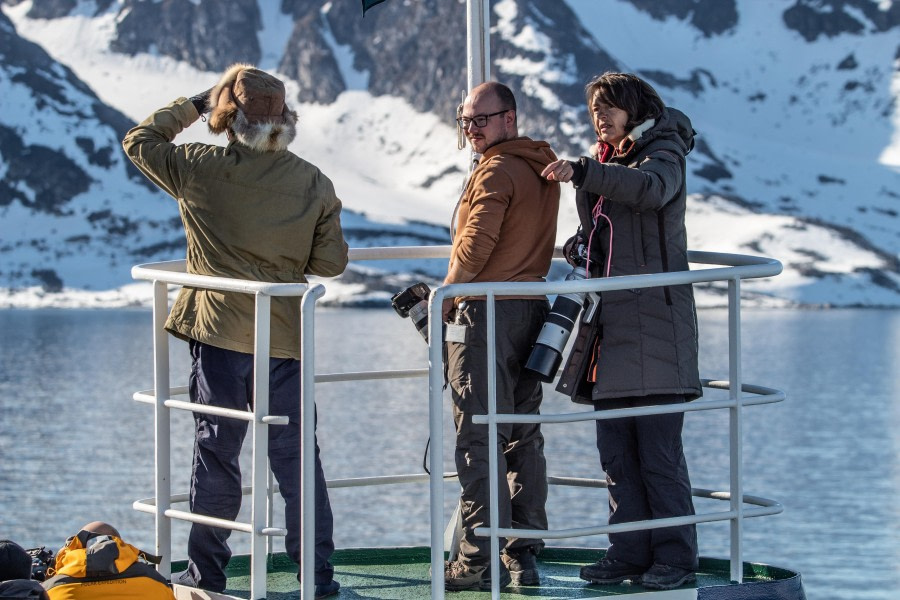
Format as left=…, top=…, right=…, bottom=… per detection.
left=1, top=307, right=898, bottom=599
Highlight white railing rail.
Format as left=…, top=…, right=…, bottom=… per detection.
left=131, top=246, right=784, bottom=600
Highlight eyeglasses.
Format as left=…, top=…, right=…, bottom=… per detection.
left=456, top=109, right=510, bottom=129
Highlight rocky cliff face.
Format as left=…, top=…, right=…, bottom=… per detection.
left=622, top=0, right=739, bottom=36
left=0, top=9, right=178, bottom=291
left=0, top=9, right=147, bottom=217
left=279, top=0, right=347, bottom=105
left=111, top=0, right=263, bottom=71
left=0, top=5, right=452, bottom=296
left=36, top=0, right=616, bottom=155
left=783, top=0, right=900, bottom=41
left=1, top=0, right=899, bottom=306
left=279, top=0, right=618, bottom=154
left=9, top=0, right=895, bottom=156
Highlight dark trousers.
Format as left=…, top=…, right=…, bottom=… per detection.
left=186, top=340, right=335, bottom=592
left=446, top=300, right=550, bottom=566
left=595, top=394, right=698, bottom=571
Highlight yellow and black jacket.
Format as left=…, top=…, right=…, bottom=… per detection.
left=42, top=530, right=175, bottom=600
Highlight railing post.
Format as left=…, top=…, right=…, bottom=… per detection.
left=250, top=293, right=272, bottom=600
left=466, top=0, right=490, bottom=91
left=485, top=293, right=501, bottom=599
left=300, top=286, right=325, bottom=600
left=266, top=465, right=274, bottom=558
left=728, top=277, right=744, bottom=583
left=152, top=280, right=172, bottom=577
left=428, top=289, right=446, bottom=600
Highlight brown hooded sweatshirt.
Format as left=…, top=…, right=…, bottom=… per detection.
left=450, top=137, right=560, bottom=300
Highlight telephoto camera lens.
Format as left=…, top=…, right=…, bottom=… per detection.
left=525, top=268, right=587, bottom=381
left=391, top=282, right=432, bottom=342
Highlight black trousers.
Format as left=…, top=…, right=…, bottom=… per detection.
left=594, top=394, right=699, bottom=571
left=446, top=299, right=550, bottom=566
left=186, top=340, right=335, bottom=591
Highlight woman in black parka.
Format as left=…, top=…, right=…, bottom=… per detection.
left=543, top=72, right=701, bottom=591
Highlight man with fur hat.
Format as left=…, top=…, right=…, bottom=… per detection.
left=123, top=63, right=347, bottom=598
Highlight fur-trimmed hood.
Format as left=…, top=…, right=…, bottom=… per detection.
left=207, top=63, right=297, bottom=152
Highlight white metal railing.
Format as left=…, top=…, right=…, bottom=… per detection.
left=423, top=248, right=784, bottom=599
left=130, top=251, right=450, bottom=600
left=131, top=245, right=784, bottom=600
left=130, top=260, right=313, bottom=599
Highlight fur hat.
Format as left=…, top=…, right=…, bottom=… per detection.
left=0, top=540, right=32, bottom=581
left=207, top=63, right=297, bottom=152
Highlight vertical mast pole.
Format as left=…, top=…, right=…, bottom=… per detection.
left=467, top=0, right=490, bottom=91
left=431, top=5, right=493, bottom=600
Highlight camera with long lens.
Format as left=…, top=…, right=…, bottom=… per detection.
left=526, top=248, right=600, bottom=382
left=391, top=282, right=431, bottom=342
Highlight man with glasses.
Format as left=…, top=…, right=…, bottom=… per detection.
left=443, top=81, right=560, bottom=591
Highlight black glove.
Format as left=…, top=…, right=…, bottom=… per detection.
left=189, top=88, right=213, bottom=115
left=563, top=230, right=585, bottom=268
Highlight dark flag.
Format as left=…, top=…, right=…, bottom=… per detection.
left=361, top=0, right=388, bottom=15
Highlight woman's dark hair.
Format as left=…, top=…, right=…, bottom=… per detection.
left=585, top=72, right=665, bottom=132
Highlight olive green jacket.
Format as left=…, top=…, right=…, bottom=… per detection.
left=123, top=98, right=348, bottom=359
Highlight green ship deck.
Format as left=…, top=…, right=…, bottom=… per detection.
left=171, top=547, right=805, bottom=599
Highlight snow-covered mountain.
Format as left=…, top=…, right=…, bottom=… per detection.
left=1, top=0, right=898, bottom=308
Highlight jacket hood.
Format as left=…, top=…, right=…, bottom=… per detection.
left=593, top=107, right=695, bottom=160
left=641, top=107, right=694, bottom=155
left=483, top=137, right=559, bottom=176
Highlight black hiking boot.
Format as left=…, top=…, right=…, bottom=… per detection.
left=640, top=563, right=696, bottom=590
left=579, top=557, right=645, bottom=585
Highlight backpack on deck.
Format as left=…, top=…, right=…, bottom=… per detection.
left=42, top=530, right=174, bottom=600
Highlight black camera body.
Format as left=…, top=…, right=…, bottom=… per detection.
left=27, top=546, right=55, bottom=581
left=391, top=282, right=431, bottom=342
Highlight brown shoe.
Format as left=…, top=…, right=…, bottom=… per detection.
left=501, top=548, right=540, bottom=586
left=444, top=559, right=511, bottom=591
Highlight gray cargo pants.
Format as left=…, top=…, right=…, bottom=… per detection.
left=445, top=299, right=550, bottom=566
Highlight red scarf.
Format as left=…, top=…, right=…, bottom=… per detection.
left=595, top=139, right=615, bottom=164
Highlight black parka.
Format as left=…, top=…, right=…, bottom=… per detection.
left=573, top=107, right=702, bottom=402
